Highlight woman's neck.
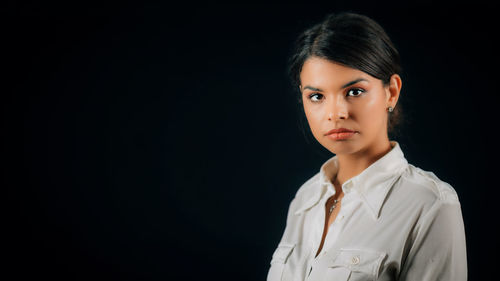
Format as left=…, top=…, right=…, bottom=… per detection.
left=334, top=139, right=393, bottom=190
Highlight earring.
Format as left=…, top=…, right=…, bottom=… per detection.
left=388, top=106, right=394, bottom=113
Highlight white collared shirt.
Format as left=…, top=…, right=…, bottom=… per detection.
left=267, top=141, right=467, bottom=281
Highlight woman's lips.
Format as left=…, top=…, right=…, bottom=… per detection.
left=326, top=131, right=357, bottom=140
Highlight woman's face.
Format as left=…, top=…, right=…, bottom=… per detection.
left=299, top=56, right=401, bottom=155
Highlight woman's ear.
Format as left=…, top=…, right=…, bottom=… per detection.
left=386, top=74, right=402, bottom=106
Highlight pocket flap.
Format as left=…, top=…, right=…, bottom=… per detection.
left=329, top=248, right=387, bottom=275
left=270, top=243, right=295, bottom=264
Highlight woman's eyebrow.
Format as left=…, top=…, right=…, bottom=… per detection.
left=302, top=85, right=323, bottom=92
left=341, top=78, right=368, bottom=89
left=302, top=78, right=368, bottom=92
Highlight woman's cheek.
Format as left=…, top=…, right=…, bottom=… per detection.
left=304, top=107, right=320, bottom=137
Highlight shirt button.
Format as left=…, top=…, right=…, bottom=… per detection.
left=351, top=256, right=360, bottom=265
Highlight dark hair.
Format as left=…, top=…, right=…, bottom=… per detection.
left=288, top=12, right=404, bottom=140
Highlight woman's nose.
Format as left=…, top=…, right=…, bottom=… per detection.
left=327, top=96, right=348, bottom=120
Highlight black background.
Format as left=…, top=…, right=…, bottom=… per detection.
left=4, top=1, right=499, bottom=280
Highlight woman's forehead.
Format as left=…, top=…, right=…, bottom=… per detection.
left=300, top=57, right=373, bottom=89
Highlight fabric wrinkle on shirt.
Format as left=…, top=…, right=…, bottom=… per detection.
left=266, top=141, right=467, bottom=281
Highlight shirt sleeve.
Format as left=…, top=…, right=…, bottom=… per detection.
left=399, top=200, right=467, bottom=281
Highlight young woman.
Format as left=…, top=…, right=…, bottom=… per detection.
left=267, top=12, right=467, bottom=281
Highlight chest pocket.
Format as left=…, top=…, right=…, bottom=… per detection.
left=266, top=243, right=295, bottom=281
left=327, top=248, right=387, bottom=281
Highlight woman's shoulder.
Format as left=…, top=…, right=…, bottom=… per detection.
left=294, top=172, right=322, bottom=197
left=284, top=172, right=323, bottom=215
left=399, top=163, right=461, bottom=206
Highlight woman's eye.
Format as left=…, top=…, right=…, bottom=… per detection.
left=347, top=88, right=365, bottom=97
left=308, top=93, right=323, bottom=102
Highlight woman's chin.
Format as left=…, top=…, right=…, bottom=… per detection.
left=323, top=142, right=362, bottom=155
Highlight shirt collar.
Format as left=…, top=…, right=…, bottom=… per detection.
left=294, top=141, right=408, bottom=219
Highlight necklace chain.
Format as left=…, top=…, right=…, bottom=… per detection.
left=329, top=199, right=339, bottom=214
left=329, top=175, right=341, bottom=214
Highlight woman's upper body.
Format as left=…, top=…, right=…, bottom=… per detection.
left=270, top=11, right=467, bottom=280
left=267, top=140, right=467, bottom=281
